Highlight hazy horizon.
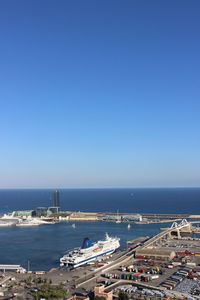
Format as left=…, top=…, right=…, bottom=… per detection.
left=0, top=186, right=200, bottom=190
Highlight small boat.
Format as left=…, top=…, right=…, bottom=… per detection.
left=0, top=221, right=14, bottom=227
left=116, top=220, right=121, bottom=224
left=127, top=224, right=131, bottom=229
left=16, top=222, right=39, bottom=227
left=72, top=223, right=76, bottom=228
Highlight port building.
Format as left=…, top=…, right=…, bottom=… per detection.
left=94, top=285, right=113, bottom=300
left=13, top=210, right=36, bottom=217
left=36, top=207, right=48, bottom=217
left=102, top=213, right=142, bottom=222
left=135, top=248, right=176, bottom=261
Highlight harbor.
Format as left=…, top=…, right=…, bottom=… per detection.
left=1, top=190, right=200, bottom=299
left=1, top=219, right=200, bottom=299
left=0, top=209, right=199, bottom=228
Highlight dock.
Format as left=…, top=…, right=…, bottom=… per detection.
left=0, top=264, right=26, bottom=273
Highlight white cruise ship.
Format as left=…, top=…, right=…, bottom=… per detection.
left=60, top=233, right=120, bottom=268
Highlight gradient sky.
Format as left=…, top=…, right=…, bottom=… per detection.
left=0, top=0, right=200, bottom=188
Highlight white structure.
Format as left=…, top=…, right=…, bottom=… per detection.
left=60, top=234, right=120, bottom=268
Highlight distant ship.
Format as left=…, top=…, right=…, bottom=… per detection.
left=116, top=219, right=121, bottom=224
left=127, top=224, right=131, bottom=229
left=60, top=233, right=120, bottom=268
left=0, top=221, right=14, bottom=227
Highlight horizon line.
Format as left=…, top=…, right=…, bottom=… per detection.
left=0, top=186, right=199, bottom=190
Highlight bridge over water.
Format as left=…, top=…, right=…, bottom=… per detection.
left=142, top=219, right=192, bottom=248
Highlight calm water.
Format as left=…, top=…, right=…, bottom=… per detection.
left=0, top=188, right=199, bottom=270
left=0, top=188, right=200, bottom=214
left=0, top=221, right=161, bottom=271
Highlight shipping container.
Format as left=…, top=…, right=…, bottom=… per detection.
left=172, top=262, right=182, bottom=266
left=136, top=255, right=145, bottom=259
left=170, top=275, right=183, bottom=282
left=176, top=252, right=186, bottom=257
left=141, top=276, right=150, bottom=282
left=155, top=266, right=160, bottom=272
left=167, top=265, right=174, bottom=269
left=150, top=275, right=159, bottom=280
left=161, top=284, right=173, bottom=290
left=138, top=267, right=146, bottom=273
left=186, top=262, right=196, bottom=267
left=132, top=273, right=141, bottom=278
left=126, top=274, right=132, bottom=280
left=164, top=280, right=177, bottom=288
left=177, top=270, right=188, bottom=276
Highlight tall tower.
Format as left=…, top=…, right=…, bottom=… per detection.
left=53, top=190, right=60, bottom=208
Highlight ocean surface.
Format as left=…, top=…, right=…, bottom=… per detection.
left=0, top=188, right=200, bottom=214
left=0, top=188, right=199, bottom=271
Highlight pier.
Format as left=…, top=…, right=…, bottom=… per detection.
left=0, top=264, right=26, bottom=273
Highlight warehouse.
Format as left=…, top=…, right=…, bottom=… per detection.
left=135, top=248, right=176, bottom=261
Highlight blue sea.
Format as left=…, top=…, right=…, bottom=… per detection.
left=0, top=188, right=200, bottom=214
left=0, top=188, right=199, bottom=271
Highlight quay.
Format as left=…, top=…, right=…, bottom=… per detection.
left=2, top=219, right=200, bottom=299
left=2, top=208, right=200, bottom=227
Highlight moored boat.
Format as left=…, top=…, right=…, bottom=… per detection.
left=60, top=233, right=120, bottom=268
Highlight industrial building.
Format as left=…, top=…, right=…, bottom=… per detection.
left=13, top=210, right=36, bottom=217
left=135, top=248, right=176, bottom=261
left=102, top=213, right=142, bottom=222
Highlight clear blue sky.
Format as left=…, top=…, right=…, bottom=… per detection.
left=0, top=0, right=199, bottom=188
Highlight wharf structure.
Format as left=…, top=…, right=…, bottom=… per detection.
left=101, top=213, right=142, bottom=222
left=70, top=219, right=200, bottom=299
left=134, top=219, right=200, bottom=260
left=3, top=219, right=200, bottom=299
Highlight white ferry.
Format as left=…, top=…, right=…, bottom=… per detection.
left=60, top=233, right=120, bottom=268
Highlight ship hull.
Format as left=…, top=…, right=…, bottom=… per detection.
left=61, top=248, right=116, bottom=268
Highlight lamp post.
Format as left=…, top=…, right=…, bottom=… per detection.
left=27, top=260, right=30, bottom=272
